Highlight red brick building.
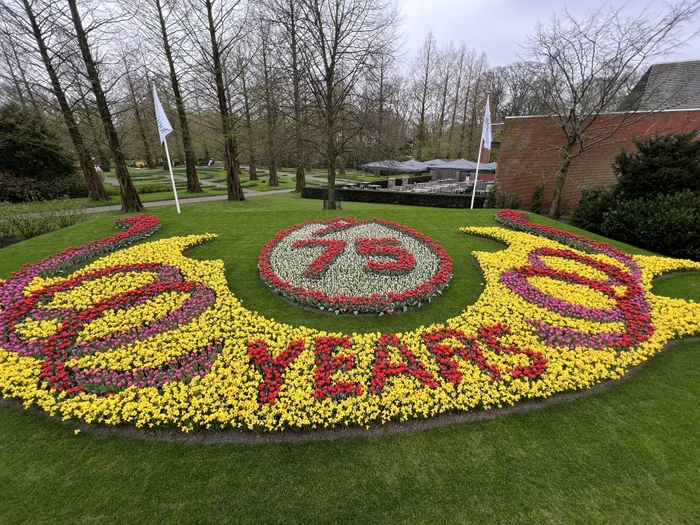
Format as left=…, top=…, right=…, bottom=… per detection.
left=495, top=109, right=700, bottom=214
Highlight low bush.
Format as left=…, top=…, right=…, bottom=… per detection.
left=614, top=130, right=700, bottom=201
left=302, top=187, right=486, bottom=209
left=137, top=182, right=187, bottom=194
left=570, top=186, right=615, bottom=234
left=529, top=182, right=545, bottom=214
left=508, top=193, right=522, bottom=209
left=483, top=182, right=499, bottom=208
left=7, top=212, right=55, bottom=239
left=0, top=202, right=16, bottom=246
left=46, top=198, right=87, bottom=228
left=601, top=190, right=700, bottom=261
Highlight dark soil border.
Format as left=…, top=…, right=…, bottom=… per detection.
left=1, top=337, right=697, bottom=445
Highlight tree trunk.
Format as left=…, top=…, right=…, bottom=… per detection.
left=261, top=29, right=278, bottom=187
left=457, top=80, right=471, bottom=159
left=22, top=0, right=107, bottom=201
left=289, top=0, right=306, bottom=192
left=326, top=112, right=338, bottom=209
left=548, top=154, right=572, bottom=219
left=205, top=0, right=243, bottom=201
left=155, top=0, right=201, bottom=193
left=80, top=97, right=111, bottom=173
left=68, top=0, right=142, bottom=212
left=240, top=58, right=257, bottom=181
left=124, top=60, right=154, bottom=170
left=249, top=156, right=257, bottom=181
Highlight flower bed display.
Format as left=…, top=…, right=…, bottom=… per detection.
left=0, top=211, right=699, bottom=434
left=258, top=217, right=453, bottom=315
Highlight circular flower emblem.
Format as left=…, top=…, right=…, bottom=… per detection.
left=258, top=218, right=453, bottom=315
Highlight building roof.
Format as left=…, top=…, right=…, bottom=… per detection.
left=431, top=159, right=497, bottom=173
left=360, top=160, right=428, bottom=173
left=618, top=60, right=700, bottom=111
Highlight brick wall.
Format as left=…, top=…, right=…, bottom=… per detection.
left=496, top=110, right=700, bottom=214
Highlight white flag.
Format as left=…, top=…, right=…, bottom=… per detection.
left=153, top=86, right=173, bottom=145
left=481, top=94, right=492, bottom=150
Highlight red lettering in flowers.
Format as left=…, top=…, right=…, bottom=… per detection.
left=422, top=324, right=547, bottom=384
left=291, top=238, right=347, bottom=279
left=355, top=237, right=416, bottom=274
left=370, top=334, right=439, bottom=394
left=313, top=336, right=363, bottom=400
left=248, top=339, right=305, bottom=405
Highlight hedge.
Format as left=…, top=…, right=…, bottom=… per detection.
left=301, top=187, right=486, bottom=209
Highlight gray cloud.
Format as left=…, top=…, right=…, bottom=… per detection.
left=397, top=0, right=700, bottom=66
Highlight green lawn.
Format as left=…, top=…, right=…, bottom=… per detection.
left=0, top=193, right=698, bottom=524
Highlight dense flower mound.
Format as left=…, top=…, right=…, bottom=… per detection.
left=258, top=217, right=453, bottom=315
left=0, top=212, right=698, bottom=433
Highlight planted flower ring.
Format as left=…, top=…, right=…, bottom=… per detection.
left=258, top=217, right=453, bottom=315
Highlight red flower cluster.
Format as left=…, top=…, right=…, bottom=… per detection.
left=247, top=339, right=306, bottom=405
left=369, top=333, right=439, bottom=394
left=245, top=322, right=546, bottom=407
left=422, top=324, right=548, bottom=384
left=313, top=336, right=362, bottom=400
left=291, top=238, right=347, bottom=279
left=355, top=237, right=416, bottom=274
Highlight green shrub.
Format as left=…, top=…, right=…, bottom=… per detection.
left=104, top=184, right=120, bottom=196
left=46, top=198, right=87, bottom=228
left=601, top=190, right=700, bottom=261
left=570, top=186, right=615, bottom=234
left=529, top=182, right=545, bottom=214
left=496, top=191, right=507, bottom=209
left=508, top=192, right=522, bottom=209
left=7, top=211, right=56, bottom=239
left=0, top=104, right=78, bottom=201
left=613, top=130, right=700, bottom=201
left=483, top=182, right=499, bottom=208
left=137, top=182, right=186, bottom=194
left=0, top=202, right=16, bottom=246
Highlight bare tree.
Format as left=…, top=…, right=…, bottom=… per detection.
left=264, top=0, right=308, bottom=191
left=236, top=46, right=257, bottom=180
left=147, top=0, right=202, bottom=192
left=300, top=0, right=400, bottom=209
left=433, top=41, right=456, bottom=158
left=411, top=32, right=436, bottom=161
left=259, top=19, right=278, bottom=186
left=188, top=0, right=245, bottom=201
left=67, top=0, right=142, bottom=212
left=526, top=1, right=700, bottom=218
left=122, top=53, right=155, bottom=169
left=456, top=51, right=486, bottom=158
left=5, top=0, right=108, bottom=200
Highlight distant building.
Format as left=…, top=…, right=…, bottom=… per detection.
left=495, top=61, right=700, bottom=214
left=618, top=60, right=700, bottom=111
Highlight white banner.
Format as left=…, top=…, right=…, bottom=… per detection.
left=153, top=86, right=173, bottom=145
left=481, top=94, right=492, bottom=150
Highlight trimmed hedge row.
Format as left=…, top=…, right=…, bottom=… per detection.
left=301, top=187, right=486, bottom=209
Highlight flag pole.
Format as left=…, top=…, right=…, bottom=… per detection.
left=470, top=92, right=491, bottom=210
left=470, top=141, right=483, bottom=210
left=163, top=138, right=180, bottom=214
left=153, top=85, right=180, bottom=214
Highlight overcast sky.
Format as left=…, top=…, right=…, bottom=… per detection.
left=397, top=0, right=700, bottom=67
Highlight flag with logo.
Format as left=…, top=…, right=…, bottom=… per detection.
left=481, top=94, right=492, bottom=150
left=153, top=86, right=173, bottom=144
